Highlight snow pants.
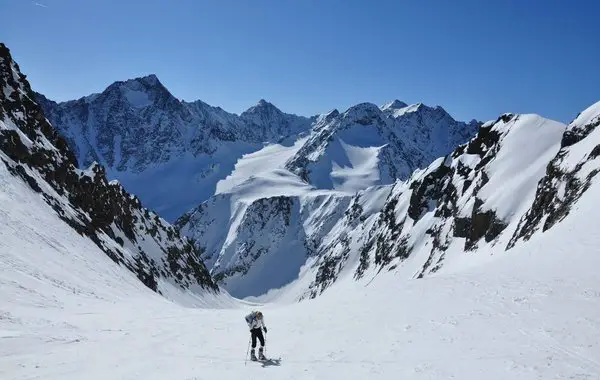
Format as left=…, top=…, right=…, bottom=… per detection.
left=250, top=328, right=265, bottom=348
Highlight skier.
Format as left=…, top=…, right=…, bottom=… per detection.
left=245, top=310, right=267, bottom=361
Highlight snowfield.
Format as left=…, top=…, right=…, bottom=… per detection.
left=2, top=154, right=600, bottom=380
left=215, top=137, right=310, bottom=195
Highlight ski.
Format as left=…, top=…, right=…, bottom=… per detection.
left=251, top=357, right=281, bottom=364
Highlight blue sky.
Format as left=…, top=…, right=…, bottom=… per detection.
left=2, top=0, right=599, bottom=123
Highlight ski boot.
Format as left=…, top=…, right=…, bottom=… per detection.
left=258, top=347, right=266, bottom=361
left=250, top=349, right=258, bottom=361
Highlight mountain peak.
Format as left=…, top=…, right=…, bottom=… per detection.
left=118, top=74, right=163, bottom=90
left=381, top=99, right=408, bottom=111
left=253, top=98, right=279, bottom=111
left=316, top=109, right=340, bottom=125
left=135, top=73, right=160, bottom=86
left=340, top=103, right=384, bottom=126
left=343, top=102, right=383, bottom=117
left=99, top=74, right=177, bottom=109
left=103, top=74, right=165, bottom=95
left=242, top=99, right=283, bottom=117
left=383, top=102, right=453, bottom=121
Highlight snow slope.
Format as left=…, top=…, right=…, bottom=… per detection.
left=285, top=102, right=479, bottom=191
left=179, top=111, right=562, bottom=299
left=510, top=100, right=600, bottom=246
left=0, top=43, right=218, bottom=299
left=2, top=41, right=600, bottom=379
left=36, top=86, right=313, bottom=221
left=2, top=175, right=600, bottom=379
left=39, top=84, right=477, bottom=221
left=215, top=136, right=311, bottom=195
left=0, top=159, right=232, bottom=309
left=177, top=190, right=354, bottom=298
left=179, top=102, right=478, bottom=297
left=293, top=113, right=567, bottom=300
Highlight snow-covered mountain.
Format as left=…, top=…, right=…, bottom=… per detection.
left=4, top=89, right=600, bottom=379
left=510, top=102, right=600, bottom=246
left=0, top=43, right=218, bottom=301
left=37, top=82, right=313, bottom=220
left=3, top=40, right=600, bottom=379
left=285, top=101, right=479, bottom=191
left=38, top=80, right=478, bottom=221
left=173, top=100, right=479, bottom=298
left=33, top=43, right=597, bottom=306
left=180, top=99, right=600, bottom=301
left=299, top=112, right=567, bottom=299
left=298, top=104, right=600, bottom=300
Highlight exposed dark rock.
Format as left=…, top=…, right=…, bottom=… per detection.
left=306, top=237, right=351, bottom=299
left=509, top=114, right=600, bottom=249
left=466, top=122, right=503, bottom=158
left=560, top=118, right=599, bottom=148
left=345, top=198, right=365, bottom=227
left=355, top=238, right=374, bottom=280
left=589, top=144, right=600, bottom=160
left=464, top=198, right=507, bottom=250
left=208, top=196, right=298, bottom=288
left=0, top=43, right=218, bottom=295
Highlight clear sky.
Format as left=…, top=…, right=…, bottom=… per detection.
left=2, top=0, right=599, bottom=123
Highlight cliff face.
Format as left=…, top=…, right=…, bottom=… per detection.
left=0, top=43, right=218, bottom=297
left=301, top=113, right=566, bottom=299
left=509, top=101, right=600, bottom=247
left=37, top=84, right=312, bottom=220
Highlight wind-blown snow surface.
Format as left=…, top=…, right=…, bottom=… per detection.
left=215, top=136, right=310, bottom=195
left=2, top=171, right=600, bottom=379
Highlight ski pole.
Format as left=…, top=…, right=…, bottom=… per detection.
left=244, top=336, right=251, bottom=366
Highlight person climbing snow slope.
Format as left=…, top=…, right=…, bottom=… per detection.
left=245, top=311, right=267, bottom=361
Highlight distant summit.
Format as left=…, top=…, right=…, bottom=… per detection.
left=37, top=74, right=479, bottom=221
left=381, top=99, right=409, bottom=111
left=36, top=76, right=312, bottom=220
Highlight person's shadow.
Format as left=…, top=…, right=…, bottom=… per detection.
left=260, top=358, right=282, bottom=368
